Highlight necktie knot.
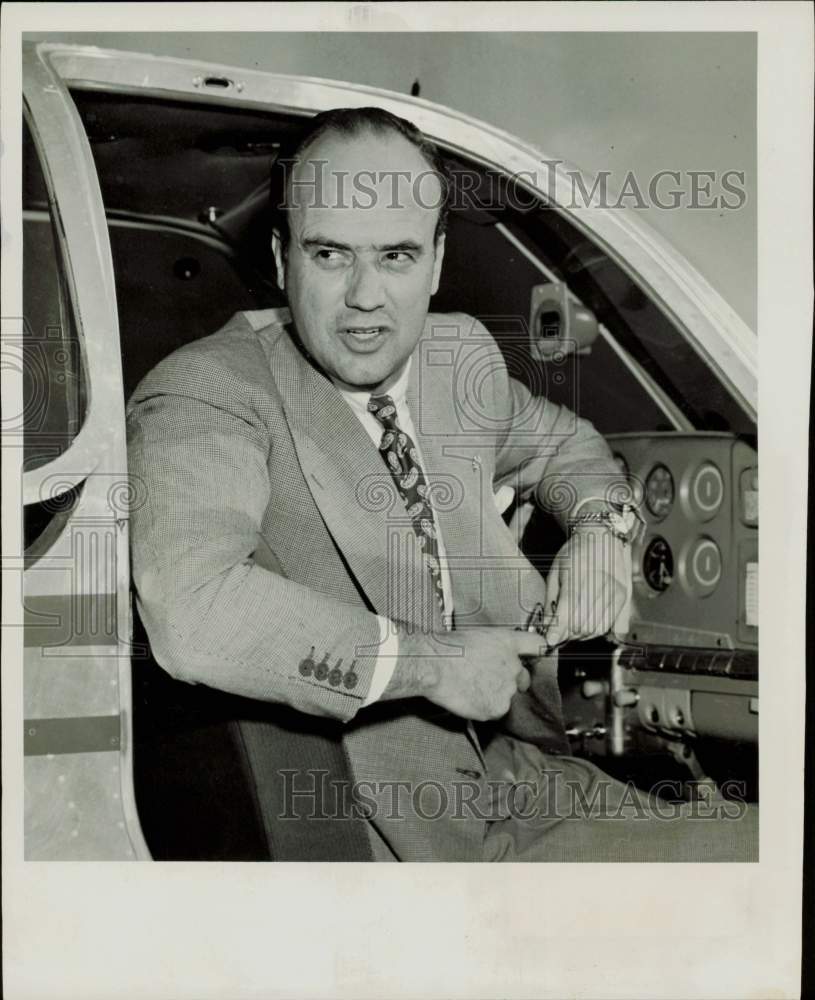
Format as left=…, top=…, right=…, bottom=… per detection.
left=368, top=394, right=399, bottom=429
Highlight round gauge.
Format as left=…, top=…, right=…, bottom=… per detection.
left=645, top=464, right=675, bottom=520
left=643, top=536, right=674, bottom=592
left=686, top=537, right=722, bottom=596
left=689, top=462, right=724, bottom=521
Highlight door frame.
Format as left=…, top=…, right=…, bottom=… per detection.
left=21, top=41, right=149, bottom=860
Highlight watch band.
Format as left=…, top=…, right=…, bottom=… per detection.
left=568, top=503, right=645, bottom=546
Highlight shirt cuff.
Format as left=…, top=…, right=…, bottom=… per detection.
left=361, top=615, right=400, bottom=707
left=493, top=484, right=515, bottom=515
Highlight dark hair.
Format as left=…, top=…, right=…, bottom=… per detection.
left=269, top=106, right=451, bottom=246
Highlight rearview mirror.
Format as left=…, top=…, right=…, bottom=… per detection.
left=529, top=281, right=600, bottom=361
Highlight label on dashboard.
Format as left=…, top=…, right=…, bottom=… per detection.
left=741, top=467, right=758, bottom=525
left=745, top=561, right=758, bottom=627
left=743, top=489, right=758, bottom=524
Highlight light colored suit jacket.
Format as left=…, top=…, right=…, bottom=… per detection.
left=127, top=309, right=621, bottom=860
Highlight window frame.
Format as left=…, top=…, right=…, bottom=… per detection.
left=22, top=46, right=125, bottom=507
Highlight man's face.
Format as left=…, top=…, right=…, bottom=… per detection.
left=272, top=129, right=445, bottom=392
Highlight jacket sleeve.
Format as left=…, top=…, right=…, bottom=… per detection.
left=486, top=340, right=622, bottom=529
left=126, top=348, right=383, bottom=723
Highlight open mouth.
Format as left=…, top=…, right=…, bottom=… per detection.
left=340, top=326, right=390, bottom=351
left=343, top=326, right=386, bottom=338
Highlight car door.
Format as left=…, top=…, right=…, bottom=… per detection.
left=20, top=43, right=149, bottom=859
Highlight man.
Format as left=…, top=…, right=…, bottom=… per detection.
left=128, top=107, right=756, bottom=861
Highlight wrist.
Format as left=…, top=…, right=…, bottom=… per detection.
left=381, top=630, right=441, bottom=700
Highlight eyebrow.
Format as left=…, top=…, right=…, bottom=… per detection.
left=300, top=236, right=425, bottom=254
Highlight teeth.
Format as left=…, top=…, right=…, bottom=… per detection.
left=347, top=328, right=380, bottom=335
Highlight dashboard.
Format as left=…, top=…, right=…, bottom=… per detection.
left=609, top=432, right=758, bottom=653
left=560, top=433, right=758, bottom=771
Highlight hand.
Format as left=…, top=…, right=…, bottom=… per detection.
left=544, top=528, right=629, bottom=647
left=386, top=628, right=549, bottom=722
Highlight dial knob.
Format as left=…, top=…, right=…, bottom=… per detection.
left=581, top=680, right=607, bottom=699
left=613, top=688, right=639, bottom=708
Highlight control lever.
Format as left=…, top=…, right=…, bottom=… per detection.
left=667, top=742, right=721, bottom=801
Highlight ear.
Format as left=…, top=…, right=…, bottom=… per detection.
left=271, top=230, right=287, bottom=291
left=430, top=233, right=446, bottom=296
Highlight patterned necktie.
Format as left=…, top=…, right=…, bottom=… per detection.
left=367, top=394, right=446, bottom=621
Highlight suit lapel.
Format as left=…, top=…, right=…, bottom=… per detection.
left=266, top=325, right=434, bottom=628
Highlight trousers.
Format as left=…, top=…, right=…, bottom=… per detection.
left=366, top=734, right=758, bottom=862
left=481, top=735, right=758, bottom=862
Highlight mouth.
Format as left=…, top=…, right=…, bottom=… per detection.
left=339, top=325, right=390, bottom=351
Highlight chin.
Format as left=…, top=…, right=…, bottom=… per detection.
left=342, top=359, right=398, bottom=390
left=345, top=371, right=390, bottom=392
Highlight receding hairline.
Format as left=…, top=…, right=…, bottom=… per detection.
left=290, top=120, right=443, bottom=178
left=285, top=126, right=446, bottom=224
left=271, top=108, right=452, bottom=245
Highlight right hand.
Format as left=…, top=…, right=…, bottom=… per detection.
left=387, top=627, right=550, bottom=722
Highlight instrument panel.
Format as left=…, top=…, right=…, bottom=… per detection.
left=606, top=433, right=757, bottom=652
left=560, top=433, right=758, bottom=763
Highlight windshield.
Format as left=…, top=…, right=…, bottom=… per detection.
left=434, top=153, right=755, bottom=437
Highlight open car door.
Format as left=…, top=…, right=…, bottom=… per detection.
left=21, top=43, right=149, bottom=859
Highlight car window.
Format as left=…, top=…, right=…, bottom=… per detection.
left=432, top=196, right=672, bottom=434
left=509, top=199, right=754, bottom=436
left=434, top=156, right=754, bottom=437
left=23, top=117, right=88, bottom=470
left=23, top=116, right=88, bottom=549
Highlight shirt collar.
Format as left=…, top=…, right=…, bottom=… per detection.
left=334, top=357, right=412, bottom=418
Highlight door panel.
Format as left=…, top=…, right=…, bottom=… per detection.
left=22, top=44, right=149, bottom=860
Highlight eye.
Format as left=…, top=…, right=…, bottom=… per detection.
left=312, top=247, right=348, bottom=268
left=383, top=251, right=414, bottom=264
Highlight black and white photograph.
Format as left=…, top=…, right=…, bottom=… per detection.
left=1, top=3, right=810, bottom=998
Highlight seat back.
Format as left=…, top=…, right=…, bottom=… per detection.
left=131, top=607, right=373, bottom=861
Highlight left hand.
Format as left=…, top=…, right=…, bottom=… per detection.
left=543, top=528, right=629, bottom=648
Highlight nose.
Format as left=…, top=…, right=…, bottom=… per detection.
left=344, top=258, right=385, bottom=312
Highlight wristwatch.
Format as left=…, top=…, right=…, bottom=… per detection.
left=568, top=503, right=645, bottom=546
